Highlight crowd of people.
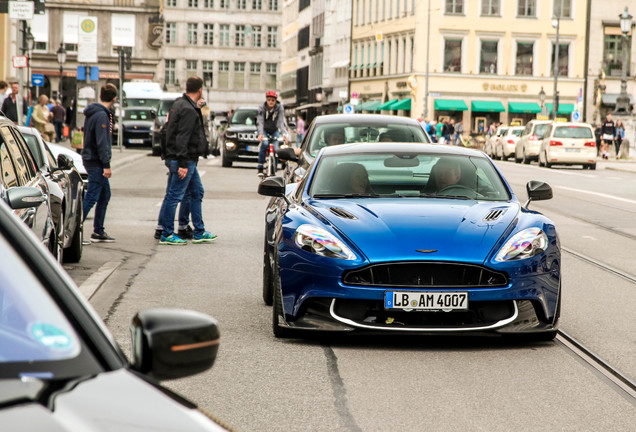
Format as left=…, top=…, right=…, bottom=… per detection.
left=419, top=117, right=464, bottom=145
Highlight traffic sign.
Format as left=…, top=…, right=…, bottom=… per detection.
left=343, top=104, right=354, bottom=114
left=12, top=55, right=27, bottom=68
left=572, top=111, right=581, bottom=122
left=32, top=74, right=44, bottom=87
left=9, top=1, right=34, bottom=20
left=351, top=92, right=359, bottom=99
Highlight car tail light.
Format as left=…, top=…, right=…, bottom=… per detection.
left=507, top=139, right=514, bottom=144
left=550, top=140, right=563, bottom=146
left=584, top=141, right=596, bottom=147
left=528, top=135, right=537, bottom=141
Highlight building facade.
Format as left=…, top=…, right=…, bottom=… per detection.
left=350, top=0, right=589, bottom=132
left=161, top=0, right=282, bottom=113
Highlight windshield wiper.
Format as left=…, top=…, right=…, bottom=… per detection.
left=420, top=193, right=473, bottom=200
left=313, top=193, right=379, bottom=198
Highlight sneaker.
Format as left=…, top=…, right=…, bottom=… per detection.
left=177, top=225, right=194, bottom=239
left=257, top=168, right=264, bottom=178
left=154, top=229, right=162, bottom=240
left=159, top=234, right=187, bottom=246
left=82, top=238, right=91, bottom=245
left=192, top=231, right=217, bottom=244
left=91, top=232, right=115, bottom=243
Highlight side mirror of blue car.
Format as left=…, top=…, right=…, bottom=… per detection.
left=524, top=180, right=553, bottom=209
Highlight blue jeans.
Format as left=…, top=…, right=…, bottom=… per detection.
left=158, top=160, right=205, bottom=238
left=257, top=131, right=281, bottom=170
left=54, top=120, right=64, bottom=142
left=295, top=133, right=304, bottom=148
left=156, top=162, right=191, bottom=230
left=83, top=166, right=111, bottom=234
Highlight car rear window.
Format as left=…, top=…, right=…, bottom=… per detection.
left=554, top=126, right=593, bottom=139
left=533, top=124, right=548, bottom=137
left=512, top=129, right=523, bottom=137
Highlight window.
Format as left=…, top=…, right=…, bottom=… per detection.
left=0, top=143, right=18, bottom=188
left=187, top=23, right=198, bottom=45
left=218, top=61, right=229, bottom=88
left=203, top=24, right=214, bottom=46
left=480, top=40, right=498, bottom=73
left=186, top=60, right=198, bottom=78
left=517, top=0, right=536, bottom=17
left=220, top=24, right=230, bottom=47
left=234, top=62, right=245, bottom=89
left=188, top=0, right=198, bottom=6
left=235, top=25, right=246, bottom=47
left=269, top=0, right=278, bottom=10
left=203, top=61, right=214, bottom=87
left=220, top=0, right=229, bottom=8
left=253, top=0, right=262, bottom=9
left=165, top=59, right=176, bottom=85
left=249, top=63, right=261, bottom=89
left=551, top=43, right=569, bottom=76
left=481, top=0, right=500, bottom=15
left=204, top=0, right=214, bottom=7
left=166, top=0, right=177, bottom=6
left=266, top=63, right=277, bottom=89
left=237, top=0, right=247, bottom=9
left=553, top=0, right=571, bottom=18
left=445, top=0, right=464, bottom=14
left=268, top=26, right=278, bottom=48
left=515, top=42, right=534, bottom=75
left=443, top=39, right=462, bottom=72
left=165, top=23, right=176, bottom=45
left=64, top=43, right=78, bottom=52
left=251, top=25, right=262, bottom=47
left=299, top=0, right=310, bottom=12
left=604, top=31, right=631, bottom=76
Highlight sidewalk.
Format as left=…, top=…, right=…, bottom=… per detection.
left=597, top=157, right=636, bottom=173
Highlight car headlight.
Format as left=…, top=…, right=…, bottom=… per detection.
left=294, top=224, right=356, bottom=260
left=495, top=227, right=548, bottom=262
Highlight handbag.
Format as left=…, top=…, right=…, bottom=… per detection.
left=44, top=122, right=55, bottom=134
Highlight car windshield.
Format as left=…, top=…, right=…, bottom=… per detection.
left=309, top=152, right=510, bottom=201
left=125, top=98, right=159, bottom=108
left=124, top=110, right=153, bottom=121
left=158, top=99, right=176, bottom=116
left=554, top=126, right=593, bottom=139
left=231, top=109, right=258, bottom=126
left=308, top=123, right=429, bottom=156
left=20, top=131, right=45, bottom=167
left=534, top=124, right=549, bottom=137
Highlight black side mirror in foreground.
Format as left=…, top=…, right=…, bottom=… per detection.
left=257, top=176, right=286, bottom=198
left=56, top=154, right=74, bottom=171
left=130, top=308, right=220, bottom=381
left=524, top=180, right=552, bottom=208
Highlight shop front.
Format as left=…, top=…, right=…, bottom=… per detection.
left=507, top=102, right=542, bottom=125
left=434, top=99, right=468, bottom=123
left=470, top=100, right=505, bottom=134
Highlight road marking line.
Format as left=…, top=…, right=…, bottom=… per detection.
left=556, top=185, right=636, bottom=205
left=78, top=259, right=123, bottom=300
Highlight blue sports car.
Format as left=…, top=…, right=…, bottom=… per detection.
left=259, top=143, right=560, bottom=340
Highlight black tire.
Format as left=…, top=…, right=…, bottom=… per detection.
left=522, top=153, right=530, bottom=164
left=588, top=163, right=596, bottom=170
left=262, top=234, right=274, bottom=306
left=64, top=210, right=83, bottom=263
left=272, top=267, right=292, bottom=338
left=221, top=147, right=233, bottom=167
left=514, top=153, right=522, bottom=163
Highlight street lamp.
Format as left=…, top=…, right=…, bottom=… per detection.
left=551, top=8, right=561, bottom=120
left=539, top=87, right=546, bottom=116
left=23, top=26, right=34, bottom=105
left=204, top=74, right=212, bottom=102
left=56, top=43, right=67, bottom=104
left=614, top=7, right=633, bottom=114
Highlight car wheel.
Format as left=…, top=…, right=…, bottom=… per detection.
left=589, top=163, right=596, bottom=170
left=64, top=207, right=83, bottom=263
left=221, top=145, right=233, bottom=167
left=514, top=153, right=522, bottom=163
left=272, top=265, right=292, bottom=338
left=262, top=234, right=274, bottom=306
left=522, top=152, right=529, bottom=164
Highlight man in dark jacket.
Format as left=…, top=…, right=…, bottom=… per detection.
left=158, top=76, right=216, bottom=245
left=82, top=83, right=117, bottom=243
left=1, top=82, right=27, bottom=124
left=256, top=90, right=288, bottom=176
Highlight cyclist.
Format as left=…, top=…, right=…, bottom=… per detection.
left=257, top=90, right=289, bottom=177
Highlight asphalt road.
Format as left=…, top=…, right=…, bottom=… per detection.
left=65, top=149, right=636, bottom=431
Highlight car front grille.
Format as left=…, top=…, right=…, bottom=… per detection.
left=238, top=132, right=258, bottom=141
left=343, top=262, right=508, bottom=288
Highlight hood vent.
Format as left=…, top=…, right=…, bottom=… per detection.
left=329, top=207, right=358, bottom=220
left=483, top=209, right=506, bottom=221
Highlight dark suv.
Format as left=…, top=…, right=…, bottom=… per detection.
left=220, top=107, right=259, bottom=167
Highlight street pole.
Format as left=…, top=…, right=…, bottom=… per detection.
left=614, top=7, right=633, bottom=114
left=552, top=11, right=560, bottom=120
left=423, top=0, right=431, bottom=120
left=16, top=20, right=26, bottom=125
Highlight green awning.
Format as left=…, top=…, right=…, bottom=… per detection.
left=378, top=99, right=399, bottom=110
left=434, top=99, right=468, bottom=111
left=545, top=103, right=575, bottom=115
left=508, top=102, right=541, bottom=113
left=392, top=98, right=411, bottom=111
left=471, top=100, right=505, bottom=112
left=359, top=100, right=382, bottom=111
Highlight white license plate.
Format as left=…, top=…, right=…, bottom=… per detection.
left=564, top=148, right=580, bottom=152
left=128, top=138, right=144, bottom=144
left=246, top=145, right=260, bottom=153
left=385, top=291, right=468, bottom=310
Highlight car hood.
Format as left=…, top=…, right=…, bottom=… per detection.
left=309, top=198, right=519, bottom=264
left=226, top=125, right=256, bottom=133
left=0, top=370, right=227, bottom=431
left=122, top=120, right=153, bottom=128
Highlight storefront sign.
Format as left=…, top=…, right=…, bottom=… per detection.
left=482, top=83, right=528, bottom=93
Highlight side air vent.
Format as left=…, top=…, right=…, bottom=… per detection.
left=483, top=209, right=505, bottom=221
left=329, top=207, right=358, bottom=220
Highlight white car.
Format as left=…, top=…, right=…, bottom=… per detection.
left=515, top=120, right=551, bottom=164
left=538, top=122, right=597, bottom=170
left=49, top=143, right=87, bottom=185
left=495, top=126, right=524, bottom=161
left=484, top=125, right=508, bottom=158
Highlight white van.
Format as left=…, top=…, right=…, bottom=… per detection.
left=122, top=81, right=163, bottom=108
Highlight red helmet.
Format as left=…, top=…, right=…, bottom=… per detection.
left=266, top=90, right=278, bottom=99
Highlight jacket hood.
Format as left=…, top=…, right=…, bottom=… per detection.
left=309, top=198, right=520, bottom=264
left=83, top=103, right=111, bottom=118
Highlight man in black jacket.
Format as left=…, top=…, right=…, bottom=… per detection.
left=0, top=82, right=27, bottom=124
left=158, top=76, right=216, bottom=245
left=82, top=83, right=117, bottom=242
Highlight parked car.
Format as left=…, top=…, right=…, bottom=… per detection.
left=538, top=122, right=597, bottom=169
left=0, top=116, right=57, bottom=260
left=151, top=92, right=181, bottom=156
left=48, top=142, right=87, bottom=186
left=259, top=142, right=560, bottom=340
left=121, top=107, right=156, bottom=148
left=495, top=126, right=524, bottom=161
left=0, top=197, right=228, bottom=431
left=18, top=126, right=85, bottom=263
left=220, top=107, right=259, bottom=167
left=284, top=114, right=431, bottom=182
left=484, top=125, right=508, bottom=159
left=515, top=120, right=551, bottom=164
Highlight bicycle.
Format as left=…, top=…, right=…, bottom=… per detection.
left=260, top=135, right=286, bottom=179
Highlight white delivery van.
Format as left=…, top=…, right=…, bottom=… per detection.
left=122, top=81, right=164, bottom=108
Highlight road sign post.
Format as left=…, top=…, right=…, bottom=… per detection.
left=343, top=104, right=354, bottom=115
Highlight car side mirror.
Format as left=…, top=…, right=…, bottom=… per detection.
left=56, top=154, right=74, bottom=171
left=6, top=186, right=46, bottom=209
left=130, top=308, right=220, bottom=381
left=150, top=109, right=157, bottom=119
left=524, top=180, right=552, bottom=208
left=277, top=147, right=298, bottom=162
left=258, top=176, right=286, bottom=198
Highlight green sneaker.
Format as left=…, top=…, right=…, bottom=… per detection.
left=159, top=234, right=187, bottom=245
left=192, top=231, right=217, bottom=244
